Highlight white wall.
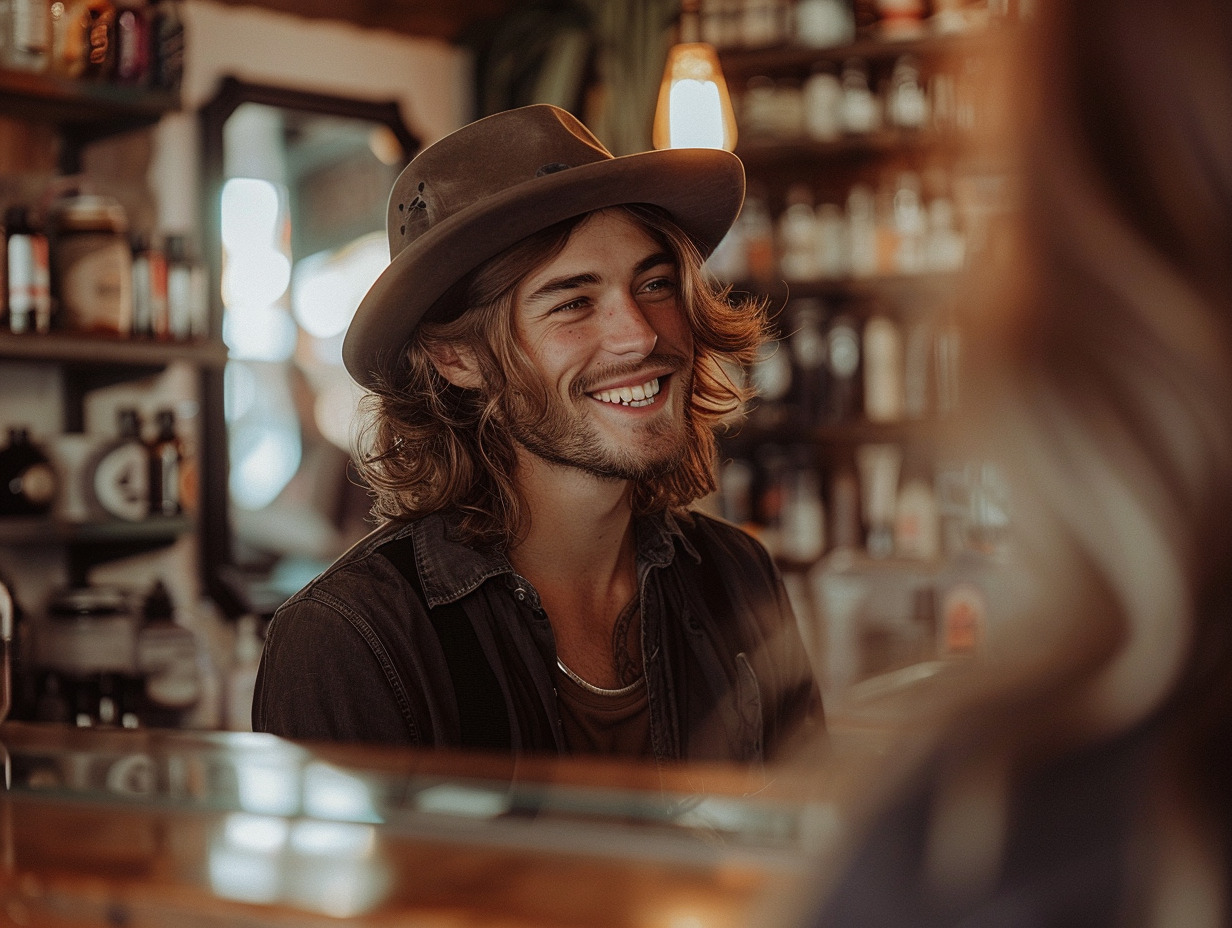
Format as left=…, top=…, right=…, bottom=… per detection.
left=155, top=0, right=474, bottom=234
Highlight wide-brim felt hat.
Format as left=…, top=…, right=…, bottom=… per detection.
left=342, top=104, right=745, bottom=389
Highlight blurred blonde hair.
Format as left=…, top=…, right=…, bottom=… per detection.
left=812, top=2, right=1232, bottom=922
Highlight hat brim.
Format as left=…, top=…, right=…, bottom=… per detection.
left=342, top=146, right=745, bottom=389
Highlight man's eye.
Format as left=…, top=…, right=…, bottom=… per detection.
left=641, top=276, right=678, bottom=297
left=551, top=297, right=588, bottom=314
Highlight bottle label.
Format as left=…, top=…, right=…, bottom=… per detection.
left=93, top=443, right=149, bottom=521
left=10, top=462, right=57, bottom=507
left=7, top=233, right=50, bottom=332
left=57, top=234, right=134, bottom=334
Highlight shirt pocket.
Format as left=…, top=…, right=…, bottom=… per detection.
left=735, top=651, right=765, bottom=764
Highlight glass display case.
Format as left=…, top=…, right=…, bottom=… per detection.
left=0, top=721, right=852, bottom=926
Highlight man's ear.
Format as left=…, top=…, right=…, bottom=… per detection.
left=427, top=342, right=484, bottom=390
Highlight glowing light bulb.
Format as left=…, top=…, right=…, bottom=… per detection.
left=652, top=42, right=738, bottom=151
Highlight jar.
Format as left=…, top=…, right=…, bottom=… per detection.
left=50, top=194, right=133, bottom=335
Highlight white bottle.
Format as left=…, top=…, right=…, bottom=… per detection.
left=863, top=314, right=905, bottom=422
left=803, top=69, right=843, bottom=142
left=892, top=172, right=927, bottom=274
left=895, top=473, right=940, bottom=560
left=782, top=463, right=826, bottom=562
left=839, top=60, right=880, bottom=135
left=795, top=0, right=854, bottom=47
left=886, top=56, right=930, bottom=130
left=778, top=185, right=818, bottom=281
left=814, top=202, right=849, bottom=279
left=846, top=184, right=879, bottom=279
left=1, top=0, right=50, bottom=71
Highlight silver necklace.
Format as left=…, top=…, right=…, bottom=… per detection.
left=555, top=657, right=643, bottom=697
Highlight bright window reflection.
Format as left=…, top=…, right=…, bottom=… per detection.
left=302, top=762, right=382, bottom=823
left=223, top=304, right=297, bottom=362
left=220, top=178, right=282, bottom=253
left=222, top=248, right=292, bottom=310
left=235, top=758, right=300, bottom=817
left=313, top=371, right=363, bottom=452
left=208, top=813, right=287, bottom=904
left=230, top=419, right=303, bottom=511
left=291, top=232, right=387, bottom=339
left=208, top=813, right=389, bottom=917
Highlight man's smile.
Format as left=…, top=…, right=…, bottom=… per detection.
left=589, top=376, right=663, bottom=408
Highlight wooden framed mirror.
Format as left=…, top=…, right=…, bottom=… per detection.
left=199, top=77, right=420, bottom=615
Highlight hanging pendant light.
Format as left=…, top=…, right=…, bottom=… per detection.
left=652, top=0, right=738, bottom=151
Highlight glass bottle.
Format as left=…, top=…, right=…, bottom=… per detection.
left=92, top=406, right=149, bottom=521
left=863, top=313, right=905, bottom=422
left=149, top=0, right=184, bottom=93
left=788, top=299, right=826, bottom=425
left=147, top=408, right=182, bottom=517
left=4, top=206, right=52, bottom=334
left=0, top=0, right=50, bottom=71
left=777, top=184, right=818, bottom=281
left=0, top=427, right=57, bottom=517
left=825, top=313, right=861, bottom=423
left=112, top=0, right=148, bottom=84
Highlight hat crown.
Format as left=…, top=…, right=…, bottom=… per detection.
left=388, top=105, right=613, bottom=260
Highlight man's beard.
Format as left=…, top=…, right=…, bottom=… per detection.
left=502, top=358, right=692, bottom=482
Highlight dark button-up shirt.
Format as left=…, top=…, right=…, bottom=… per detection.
left=253, top=508, right=821, bottom=764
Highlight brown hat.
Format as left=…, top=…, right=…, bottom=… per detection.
left=342, top=104, right=745, bottom=388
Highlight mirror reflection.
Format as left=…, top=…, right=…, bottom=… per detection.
left=217, top=99, right=410, bottom=605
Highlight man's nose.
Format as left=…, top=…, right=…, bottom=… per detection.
left=601, top=292, right=659, bottom=358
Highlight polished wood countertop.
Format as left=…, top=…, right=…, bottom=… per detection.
left=0, top=723, right=845, bottom=927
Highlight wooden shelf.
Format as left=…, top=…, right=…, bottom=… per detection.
left=718, top=26, right=1006, bottom=81
left=727, top=272, right=962, bottom=308
left=737, top=128, right=957, bottom=163
left=723, top=417, right=940, bottom=448
left=0, top=68, right=178, bottom=136
left=0, top=331, right=228, bottom=370
left=0, top=515, right=194, bottom=547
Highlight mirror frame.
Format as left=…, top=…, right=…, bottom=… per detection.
left=198, top=76, right=420, bottom=616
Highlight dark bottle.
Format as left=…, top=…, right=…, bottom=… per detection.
left=93, top=407, right=149, bottom=521
left=0, top=427, right=57, bottom=517
left=147, top=408, right=182, bottom=517
left=134, top=580, right=200, bottom=728
left=825, top=313, right=862, bottom=424
left=149, top=0, right=184, bottom=92
left=787, top=299, right=826, bottom=426
left=34, top=671, right=73, bottom=725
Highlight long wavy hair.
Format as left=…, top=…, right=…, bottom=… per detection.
left=354, top=203, right=771, bottom=547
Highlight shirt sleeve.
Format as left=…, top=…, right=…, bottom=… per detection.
left=252, top=595, right=421, bottom=746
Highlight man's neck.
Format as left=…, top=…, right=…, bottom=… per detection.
left=509, top=449, right=635, bottom=593
left=508, top=450, right=641, bottom=686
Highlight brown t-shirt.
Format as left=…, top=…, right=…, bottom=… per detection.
left=553, top=664, right=653, bottom=757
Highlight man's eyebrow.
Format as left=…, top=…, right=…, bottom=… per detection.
left=523, top=272, right=600, bottom=306
left=522, top=251, right=677, bottom=306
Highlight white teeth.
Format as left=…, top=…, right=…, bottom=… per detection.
left=592, top=377, right=661, bottom=407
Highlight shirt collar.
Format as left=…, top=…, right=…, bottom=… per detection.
left=408, top=508, right=697, bottom=607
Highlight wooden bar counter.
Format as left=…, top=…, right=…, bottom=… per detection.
left=0, top=722, right=846, bottom=927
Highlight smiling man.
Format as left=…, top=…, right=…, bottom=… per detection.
left=252, top=105, right=822, bottom=763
